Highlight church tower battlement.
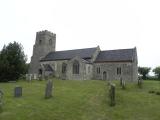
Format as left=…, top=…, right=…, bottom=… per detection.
left=29, top=30, right=56, bottom=74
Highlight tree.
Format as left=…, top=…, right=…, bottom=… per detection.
left=0, top=42, right=27, bottom=82
left=138, top=67, right=151, bottom=80
left=153, top=66, right=160, bottom=80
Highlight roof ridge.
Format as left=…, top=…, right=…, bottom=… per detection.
left=53, top=47, right=97, bottom=53
left=101, top=48, right=134, bottom=52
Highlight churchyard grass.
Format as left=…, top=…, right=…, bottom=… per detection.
left=0, top=79, right=160, bottom=120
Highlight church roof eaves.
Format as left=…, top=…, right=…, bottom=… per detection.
left=40, top=47, right=97, bottom=61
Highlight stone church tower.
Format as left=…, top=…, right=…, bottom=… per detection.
left=29, top=30, right=56, bottom=75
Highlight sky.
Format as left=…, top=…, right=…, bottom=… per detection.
left=0, top=0, right=160, bottom=72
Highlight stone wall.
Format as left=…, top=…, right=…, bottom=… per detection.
left=41, top=57, right=93, bottom=80
left=93, top=62, right=136, bottom=81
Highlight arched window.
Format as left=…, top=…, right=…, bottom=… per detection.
left=73, top=60, right=79, bottom=74
left=62, top=63, right=67, bottom=74
left=49, top=39, right=52, bottom=44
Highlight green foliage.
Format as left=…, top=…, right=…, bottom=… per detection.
left=0, top=42, right=27, bottom=82
left=0, top=80, right=160, bottom=120
left=153, top=66, right=160, bottom=80
left=138, top=67, right=151, bottom=80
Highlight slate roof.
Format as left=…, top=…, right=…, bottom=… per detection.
left=41, top=47, right=97, bottom=61
left=95, top=48, right=134, bottom=62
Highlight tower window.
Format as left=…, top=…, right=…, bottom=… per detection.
left=39, top=40, right=42, bottom=45
left=117, top=67, right=121, bottom=75
left=49, top=39, right=52, bottom=44
left=73, top=60, right=79, bottom=74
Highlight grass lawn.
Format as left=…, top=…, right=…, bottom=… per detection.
left=0, top=79, right=160, bottom=120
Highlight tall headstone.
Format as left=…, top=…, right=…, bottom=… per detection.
left=45, top=80, right=53, bottom=99
left=138, top=77, right=143, bottom=88
left=109, top=84, right=116, bottom=106
left=120, top=77, right=126, bottom=89
left=33, top=74, right=37, bottom=80
left=14, top=86, right=22, bottom=97
left=122, top=80, right=126, bottom=89
left=0, top=90, right=3, bottom=112
left=120, top=77, right=123, bottom=86
left=29, top=74, right=32, bottom=82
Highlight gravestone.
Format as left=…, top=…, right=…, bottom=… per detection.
left=33, top=74, right=37, bottom=80
left=45, top=80, right=53, bottom=99
left=29, top=74, right=32, bottom=82
left=122, top=80, right=126, bottom=89
left=39, top=74, right=43, bottom=81
left=0, top=90, right=3, bottom=112
left=120, top=77, right=123, bottom=86
left=138, top=77, right=143, bottom=88
left=14, top=86, right=22, bottom=97
left=120, top=77, right=126, bottom=89
left=109, top=84, right=116, bottom=106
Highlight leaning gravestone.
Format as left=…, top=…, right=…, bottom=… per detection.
left=45, top=80, right=53, bottom=99
left=14, top=86, right=22, bottom=97
left=109, top=84, right=116, bottom=106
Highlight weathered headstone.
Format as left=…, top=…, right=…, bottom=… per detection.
left=0, top=90, right=3, bottom=112
left=25, top=74, right=28, bottom=80
left=138, top=77, right=143, bottom=88
left=120, top=77, right=126, bottom=89
left=14, top=86, right=22, bottom=97
left=26, top=74, right=32, bottom=82
left=45, top=80, right=53, bottom=99
left=33, top=74, right=37, bottom=80
left=29, top=74, right=32, bottom=82
left=109, top=84, right=116, bottom=106
left=120, top=77, right=122, bottom=86
left=122, top=80, right=126, bottom=89
left=39, top=74, right=43, bottom=81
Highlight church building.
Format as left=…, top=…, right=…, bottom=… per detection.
left=29, top=30, right=138, bottom=81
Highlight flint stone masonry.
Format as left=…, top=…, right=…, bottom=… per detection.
left=29, top=30, right=138, bottom=81
left=14, top=86, right=22, bottom=97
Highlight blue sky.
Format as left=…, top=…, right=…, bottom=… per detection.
left=0, top=0, right=160, bottom=72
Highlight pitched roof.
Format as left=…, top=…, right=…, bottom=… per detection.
left=95, top=48, right=134, bottom=62
left=41, top=47, right=97, bottom=61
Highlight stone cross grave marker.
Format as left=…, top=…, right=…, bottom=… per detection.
left=109, top=83, right=116, bottom=106
left=14, top=86, right=22, bottom=97
left=45, top=80, right=53, bottom=99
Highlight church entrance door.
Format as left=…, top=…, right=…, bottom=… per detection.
left=103, top=71, right=107, bottom=80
